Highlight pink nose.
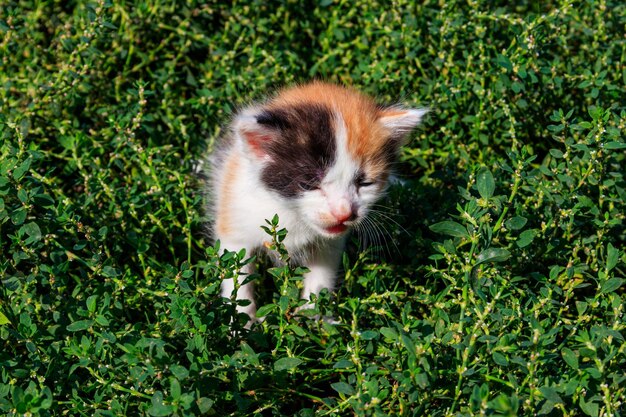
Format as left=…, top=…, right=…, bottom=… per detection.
left=331, top=201, right=355, bottom=224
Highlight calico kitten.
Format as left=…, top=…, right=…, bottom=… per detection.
left=208, top=81, right=426, bottom=325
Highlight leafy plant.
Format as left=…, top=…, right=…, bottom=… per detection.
left=1, top=1, right=624, bottom=416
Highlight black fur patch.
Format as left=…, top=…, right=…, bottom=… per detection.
left=257, top=104, right=336, bottom=198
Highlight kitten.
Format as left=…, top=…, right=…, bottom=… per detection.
left=208, top=81, right=426, bottom=326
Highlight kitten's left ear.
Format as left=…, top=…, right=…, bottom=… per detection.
left=378, top=107, right=428, bottom=141
left=233, top=110, right=278, bottom=160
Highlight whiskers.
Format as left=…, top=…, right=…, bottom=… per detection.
left=354, top=205, right=407, bottom=260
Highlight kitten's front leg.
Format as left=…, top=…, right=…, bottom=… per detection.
left=219, top=243, right=257, bottom=327
left=299, top=237, right=347, bottom=314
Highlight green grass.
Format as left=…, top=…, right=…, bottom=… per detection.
left=1, top=1, right=625, bottom=416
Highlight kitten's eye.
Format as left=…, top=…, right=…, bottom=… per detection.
left=357, top=178, right=375, bottom=188
left=355, top=172, right=375, bottom=189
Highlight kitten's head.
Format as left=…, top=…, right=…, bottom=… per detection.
left=234, top=81, right=426, bottom=238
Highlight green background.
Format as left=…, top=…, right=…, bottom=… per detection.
left=1, top=1, right=625, bottom=415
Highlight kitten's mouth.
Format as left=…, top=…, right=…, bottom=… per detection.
left=325, top=223, right=349, bottom=235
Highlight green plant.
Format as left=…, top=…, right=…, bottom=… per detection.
left=1, top=1, right=624, bottom=416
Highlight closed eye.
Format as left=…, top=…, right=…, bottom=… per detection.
left=355, top=171, right=375, bottom=188
left=357, top=179, right=375, bottom=188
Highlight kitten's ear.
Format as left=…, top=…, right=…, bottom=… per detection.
left=233, top=111, right=277, bottom=160
left=378, top=107, right=428, bottom=142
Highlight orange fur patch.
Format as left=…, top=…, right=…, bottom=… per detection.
left=216, top=152, right=240, bottom=237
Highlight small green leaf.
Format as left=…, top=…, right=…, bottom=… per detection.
left=288, top=324, right=306, bottom=337
left=585, top=367, right=602, bottom=379
left=170, top=378, right=181, bottom=400
left=580, top=396, right=599, bottom=417
left=516, top=229, right=535, bottom=248
left=95, top=315, right=109, bottom=326
left=17, top=188, right=28, bottom=203
left=101, top=266, right=120, bottom=278
left=539, top=386, right=563, bottom=404
left=561, top=348, right=578, bottom=370
left=10, top=208, right=27, bottom=225
left=0, top=311, right=10, bottom=326
left=360, top=330, right=378, bottom=340
left=476, top=248, right=511, bottom=265
left=147, top=391, right=174, bottom=416
left=496, top=54, right=512, bottom=71
left=256, top=303, right=276, bottom=318
left=86, top=295, right=97, bottom=313
left=606, top=243, right=619, bottom=271
left=40, top=386, right=53, bottom=409
left=333, top=359, right=354, bottom=369
left=274, top=357, right=303, bottom=372
left=21, top=222, right=42, bottom=244
left=102, top=21, right=117, bottom=30
left=170, top=365, right=189, bottom=380
left=197, top=397, right=214, bottom=414
left=600, top=278, right=624, bottom=294
left=476, top=167, right=495, bottom=199
left=505, top=216, right=527, bottom=230
left=603, top=141, right=626, bottom=150
left=331, top=381, right=355, bottom=396
left=239, top=342, right=259, bottom=365
left=278, top=295, right=289, bottom=313
left=538, top=400, right=556, bottom=415
left=400, top=333, right=417, bottom=361
left=380, top=327, right=398, bottom=341
left=2, top=277, right=20, bottom=291
left=492, top=352, right=508, bottom=366
left=549, top=148, right=564, bottom=158
left=13, top=158, right=31, bottom=181
left=66, top=320, right=94, bottom=332
left=429, top=221, right=469, bottom=238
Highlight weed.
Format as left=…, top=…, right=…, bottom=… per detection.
left=1, top=1, right=624, bottom=416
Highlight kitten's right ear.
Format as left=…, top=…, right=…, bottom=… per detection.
left=233, top=111, right=277, bottom=160
left=378, top=107, right=428, bottom=142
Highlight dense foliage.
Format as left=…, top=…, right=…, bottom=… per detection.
left=1, top=1, right=624, bottom=415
